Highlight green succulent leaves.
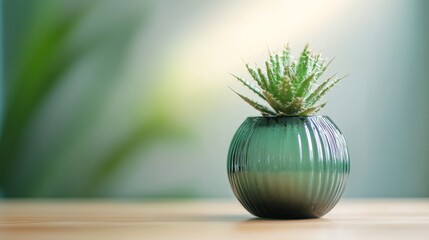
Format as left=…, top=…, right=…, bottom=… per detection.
left=231, top=44, right=346, bottom=116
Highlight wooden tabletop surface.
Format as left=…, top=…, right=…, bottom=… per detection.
left=1, top=199, right=428, bottom=239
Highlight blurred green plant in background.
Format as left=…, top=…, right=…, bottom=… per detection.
left=0, top=0, right=188, bottom=197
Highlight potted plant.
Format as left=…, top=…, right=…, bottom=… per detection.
left=228, top=44, right=350, bottom=219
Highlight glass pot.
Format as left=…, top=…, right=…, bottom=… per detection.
left=227, top=116, right=350, bottom=219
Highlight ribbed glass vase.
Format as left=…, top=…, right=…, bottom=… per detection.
left=227, top=116, right=350, bottom=219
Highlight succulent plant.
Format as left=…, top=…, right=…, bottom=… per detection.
left=231, top=44, right=346, bottom=116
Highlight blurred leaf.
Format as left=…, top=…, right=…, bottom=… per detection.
left=84, top=113, right=190, bottom=196
left=0, top=0, right=181, bottom=198
left=0, top=0, right=96, bottom=192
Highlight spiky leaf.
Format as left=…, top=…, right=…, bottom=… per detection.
left=297, top=102, right=327, bottom=116
left=296, top=44, right=311, bottom=83
left=231, top=74, right=266, bottom=100
left=315, top=58, right=334, bottom=79
left=257, top=67, right=270, bottom=90
left=277, top=76, right=294, bottom=103
left=284, top=97, right=305, bottom=115
left=296, top=72, right=316, bottom=97
left=263, top=90, right=284, bottom=114
left=282, top=44, right=291, bottom=67
left=265, top=61, right=277, bottom=91
left=230, top=88, right=276, bottom=115
left=305, top=74, right=337, bottom=106
left=307, top=75, right=346, bottom=107
left=245, top=64, right=262, bottom=87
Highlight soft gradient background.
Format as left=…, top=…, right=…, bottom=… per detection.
left=0, top=0, right=428, bottom=198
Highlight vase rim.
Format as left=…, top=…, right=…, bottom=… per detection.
left=247, top=115, right=328, bottom=119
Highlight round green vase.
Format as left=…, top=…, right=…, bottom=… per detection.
left=227, top=116, right=350, bottom=219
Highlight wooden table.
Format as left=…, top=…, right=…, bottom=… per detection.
left=1, top=199, right=428, bottom=239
